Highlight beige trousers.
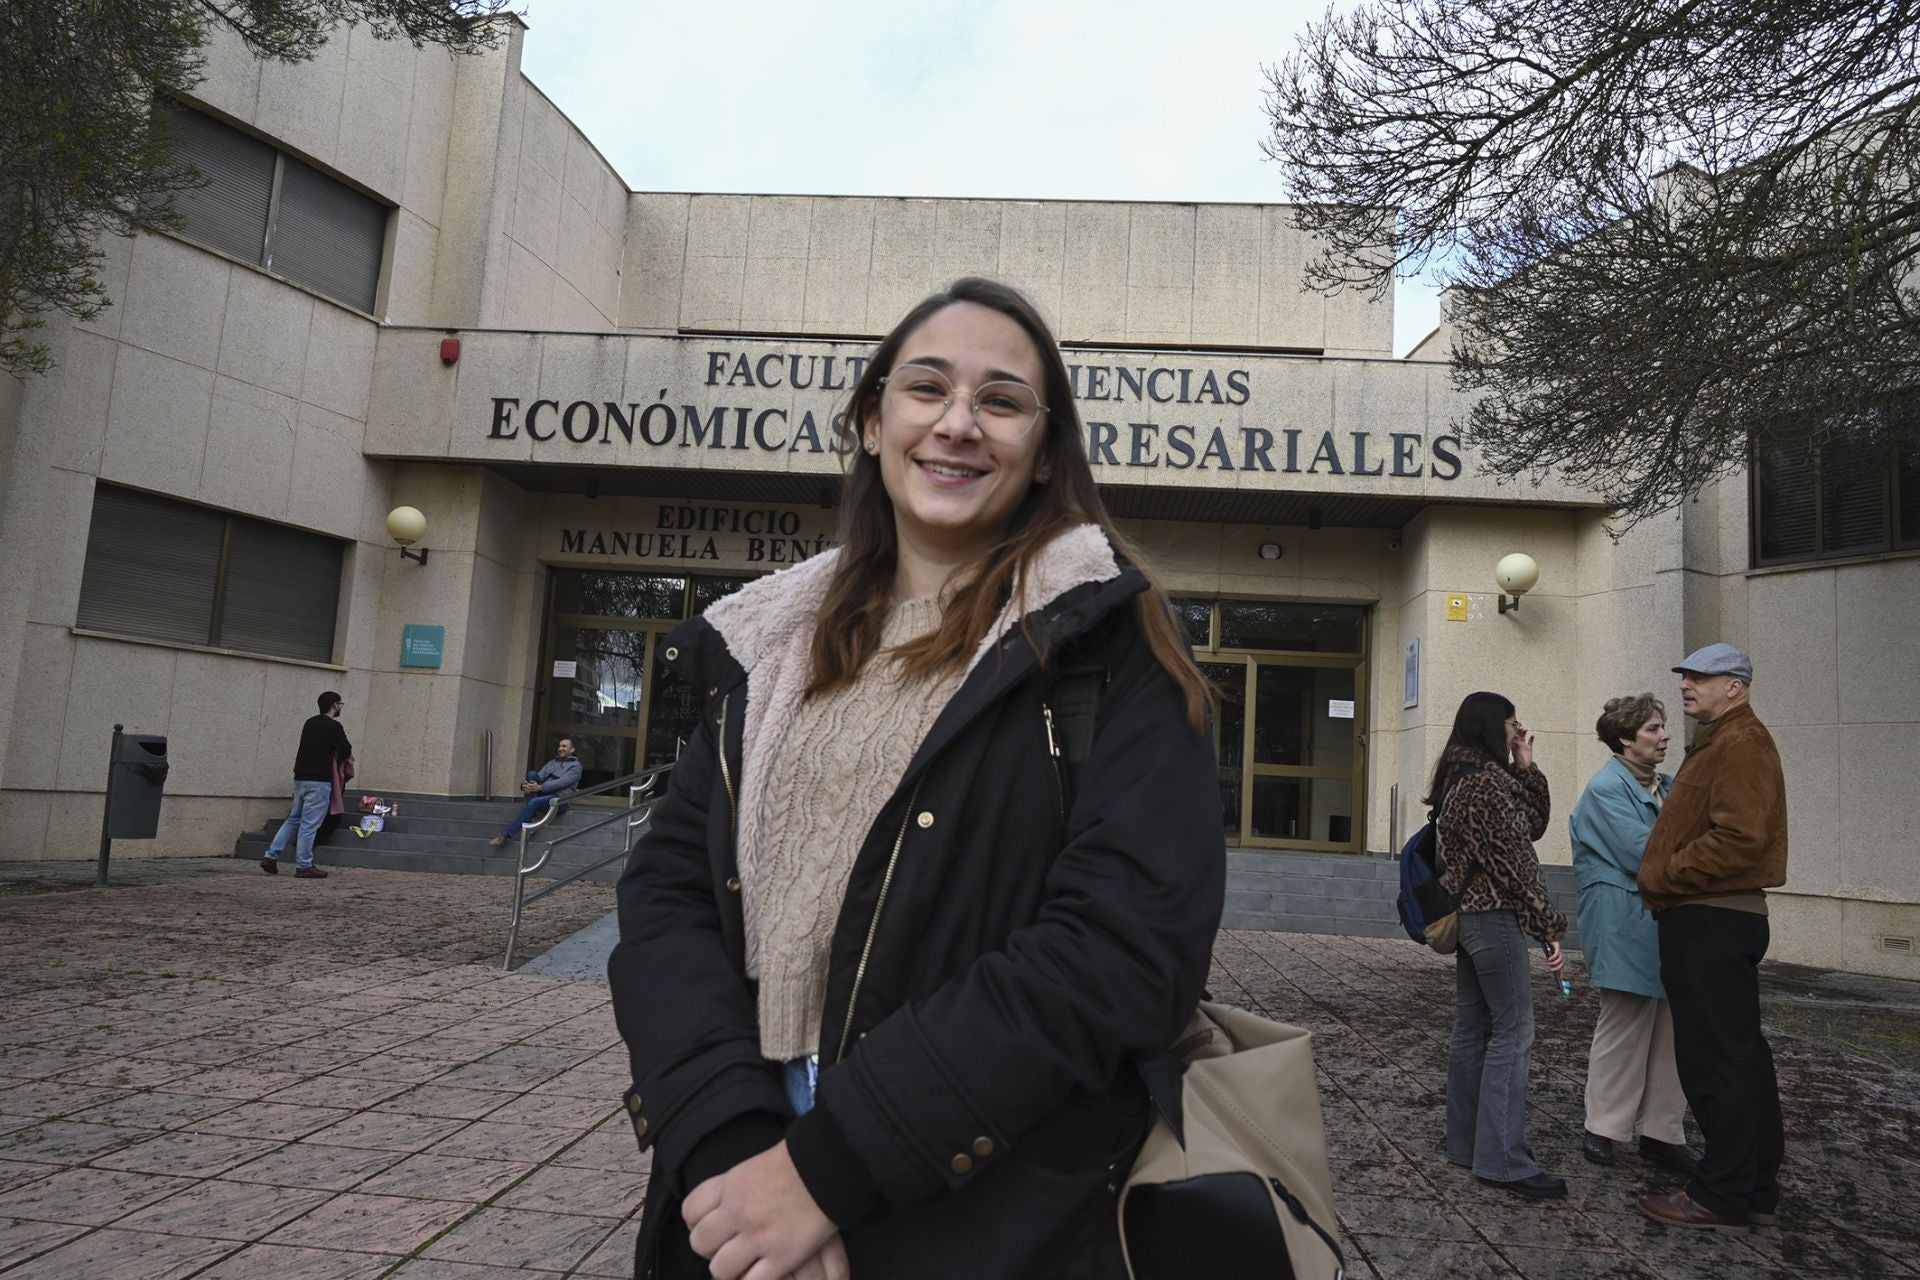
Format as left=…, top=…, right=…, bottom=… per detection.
left=1584, top=987, right=1688, bottom=1144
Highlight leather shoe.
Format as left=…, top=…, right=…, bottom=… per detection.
left=1638, top=1190, right=1748, bottom=1232
left=1582, top=1131, right=1615, bottom=1166
left=258, top=857, right=278, bottom=875
left=488, top=835, right=509, bottom=847
left=1476, top=1172, right=1568, bottom=1201
left=1638, top=1136, right=1699, bottom=1175
left=294, top=866, right=330, bottom=879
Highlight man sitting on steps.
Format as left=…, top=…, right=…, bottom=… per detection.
left=489, top=738, right=582, bottom=847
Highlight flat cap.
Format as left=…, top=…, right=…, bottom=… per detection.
left=1673, top=642, right=1754, bottom=683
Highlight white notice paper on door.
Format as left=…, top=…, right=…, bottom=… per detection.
left=1328, top=699, right=1355, bottom=719
left=552, top=660, right=577, bottom=679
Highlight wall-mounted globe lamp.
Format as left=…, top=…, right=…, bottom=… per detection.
left=1496, top=553, right=1540, bottom=614
left=387, top=506, right=430, bottom=565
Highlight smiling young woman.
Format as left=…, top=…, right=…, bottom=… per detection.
left=607, top=277, right=1224, bottom=1279
left=812, top=279, right=1211, bottom=721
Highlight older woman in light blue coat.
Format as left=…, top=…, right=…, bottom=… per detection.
left=1568, top=694, right=1695, bottom=1175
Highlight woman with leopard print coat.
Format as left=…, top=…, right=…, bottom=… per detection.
left=1428, top=691, right=1571, bottom=1204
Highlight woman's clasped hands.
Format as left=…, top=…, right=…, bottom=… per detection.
left=683, top=1140, right=849, bottom=1280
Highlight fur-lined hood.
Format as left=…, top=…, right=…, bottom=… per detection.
left=701, top=523, right=1124, bottom=680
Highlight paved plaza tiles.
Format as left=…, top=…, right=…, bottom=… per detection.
left=0, top=861, right=1915, bottom=1278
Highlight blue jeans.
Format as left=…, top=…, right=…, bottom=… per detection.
left=1448, top=909, right=1540, bottom=1180
left=502, top=772, right=556, bottom=837
left=266, top=780, right=332, bottom=869
left=782, top=1056, right=818, bottom=1116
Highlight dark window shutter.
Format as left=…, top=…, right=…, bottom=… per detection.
left=1756, top=440, right=1818, bottom=561
left=1820, top=435, right=1891, bottom=554
left=218, top=518, right=343, bottom=663
left=268, top=157, right=386, bottom=313
left=76, top=486, right=224, bottom=645
left=167, top=106, right=276, bottom=266
left=1899, top=433, right=1920, bottom=549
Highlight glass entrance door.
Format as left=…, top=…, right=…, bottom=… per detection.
left=1199, top=659, right=1248, bottom=841
left=538, top=623, right=657, bottom=791
left=534, top=570, right=751, bottom=797
left=1245, top=661, right=1360, bottom=846
left=1181, top=600, right=1369, bottom=851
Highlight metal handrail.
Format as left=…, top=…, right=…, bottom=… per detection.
left=501, top=761, right=675, bottom=970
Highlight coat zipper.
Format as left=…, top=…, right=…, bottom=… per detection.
left=715, top=694, right=737, bottom=838
left=1043, top=703, right=1065, bottom=822
left=834, top=777, right=924, bottom=1064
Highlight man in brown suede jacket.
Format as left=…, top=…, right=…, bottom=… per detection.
left=1636, top=643, right=1787, bottom=1233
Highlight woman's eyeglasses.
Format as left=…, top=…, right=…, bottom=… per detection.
left=879, top=364, right=1047, bottom=441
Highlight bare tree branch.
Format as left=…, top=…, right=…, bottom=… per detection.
left=2, top=0, right=514, bottom=378
left=1263, top=0, right=1920, bottom=524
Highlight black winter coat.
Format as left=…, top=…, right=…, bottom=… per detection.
left=606, top=559, right=1224, bottom=1279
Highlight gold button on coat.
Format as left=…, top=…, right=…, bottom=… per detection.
left=916, top=811, right=934, bottom=829
left=725, top=877, right=741, bottom=892
left=626, top=1095, right=643, bottom=1115
left=632, top=1116, right=649, bottom=1137
left=950, top=1153, right=972, bottom=1175
left=972, top=1136, right=994, bottom=1157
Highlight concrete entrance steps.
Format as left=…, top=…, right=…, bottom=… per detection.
left=1224, top=849, right=1583, bottom=947
left=231, top=791, right=639, bottom=881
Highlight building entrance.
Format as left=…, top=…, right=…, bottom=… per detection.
left=1175, top=599, right=1369, bottom=852
left=533, top=569, right=752, bottom=794
left=534, top=575, right=1367, bottom=846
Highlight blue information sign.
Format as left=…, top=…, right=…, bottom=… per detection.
left=401, top=624, right=445, bottom=668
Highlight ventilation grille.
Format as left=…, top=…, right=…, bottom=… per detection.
left=1879, top=936, right=1914, bottom=955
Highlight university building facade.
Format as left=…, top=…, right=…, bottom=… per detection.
left=2, top=19, right=1915, bottom=977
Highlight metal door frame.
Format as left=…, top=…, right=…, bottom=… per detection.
left=1185, top=599, right=1371, bottom=852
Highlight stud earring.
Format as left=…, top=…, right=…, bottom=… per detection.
left=864, top=440, right=878, bottom=454
left=1036, top=469, right=1052, bottom=483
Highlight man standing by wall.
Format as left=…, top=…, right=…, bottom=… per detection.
left=261, top=691, right=353, bottom=880
left=488, top=738, right=582, bottom=846
left=1636, top=644, right=1788, bottom=1231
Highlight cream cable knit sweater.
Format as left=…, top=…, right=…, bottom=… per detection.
left=738, top=596, right=961, bottom=1059
left=703, top=524, right=1124, bottom=1061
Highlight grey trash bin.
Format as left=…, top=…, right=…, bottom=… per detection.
left=107, top=734, right=169, bottom=839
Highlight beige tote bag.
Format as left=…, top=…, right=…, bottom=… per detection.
left=1118, top=1001, right=1345, bottom=1280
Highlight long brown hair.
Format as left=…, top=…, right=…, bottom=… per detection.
left=807, top=277, right=1211, bottom=731
left=1422, top=691, right=1517, bottom=807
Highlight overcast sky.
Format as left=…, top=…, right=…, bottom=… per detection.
left=516, top=0, right=1441, bottom=355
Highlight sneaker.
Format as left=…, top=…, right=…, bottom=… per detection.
left=1476, top=1171, right=1568, bottom=1201
left=488, top=835, right=509, bottom=847
left=259, top=857, right=278, bottom=875
left=294, top=866, right=330, bottom=879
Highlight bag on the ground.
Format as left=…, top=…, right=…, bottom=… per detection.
left=1120, top=1001, right=1344, bottom=1280
left=1395, top=768, right=1481, bottom=954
